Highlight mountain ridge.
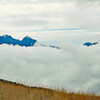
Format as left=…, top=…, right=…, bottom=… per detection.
left=0, top=78, right=99, bottom=100
left=0, top=35, right=37, bottom=47
left=83, top=42, right=98, bottom=46
left=0, top=35, right=60, bottom=49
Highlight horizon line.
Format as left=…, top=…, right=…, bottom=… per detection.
left=30, top=28, right=79, bottom=32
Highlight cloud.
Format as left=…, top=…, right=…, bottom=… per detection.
left=76, top=0, right=100, bottom=2
left=1, top=19, right=48, bottom=27
left=0, top=0, right=100, bottom=31
left=0, top=0, right=73, bottom=4
left=76, top=0, right=100, bottom=8
left=0, top=31, right=100, bottom=94
left=0, top=0, right=38, bottom=4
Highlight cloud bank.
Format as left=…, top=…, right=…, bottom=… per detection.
left=0, top=31, right=100, bottom=94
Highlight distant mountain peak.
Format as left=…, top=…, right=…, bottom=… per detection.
left=83, top=42, right=98, bottom=46
left=23, top=36, right=32, bottom=39
left=0, top=35, right=37, bottom=47
left=0, top=35, right=60, bottom=49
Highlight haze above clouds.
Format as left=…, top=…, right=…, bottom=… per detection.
left=0, top=0, right=100, bottom=32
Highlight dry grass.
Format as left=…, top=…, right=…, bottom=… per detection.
left=0, top=79, right=99, bottom=100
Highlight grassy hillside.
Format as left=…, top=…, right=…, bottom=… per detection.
left=0, top=79, right=99, bottom=100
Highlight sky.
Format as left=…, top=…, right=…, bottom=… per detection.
left=0, top=0, right=100, bottom=33
left=0, top=0, right=100, bottom=94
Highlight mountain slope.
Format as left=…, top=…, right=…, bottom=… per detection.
left=0, top=79, right=99, bottom=100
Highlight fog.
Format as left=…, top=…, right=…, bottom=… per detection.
left=0, top=30, right=100, bottom=94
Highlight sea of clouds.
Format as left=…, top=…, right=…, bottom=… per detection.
left=0, top=0, right=100, bottom=95
left=0, top=30, right=100, bottom=94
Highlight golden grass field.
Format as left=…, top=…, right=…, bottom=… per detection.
left=0, top=79, right=100, bottom=100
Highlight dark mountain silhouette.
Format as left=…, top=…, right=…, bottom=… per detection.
left=0, top=35, right=37, bottom=47
left=83, top=42, right=98, bottom=46
left=49, top=45, right=60, bottom=49
left=0, top=35, right=60, bottom=49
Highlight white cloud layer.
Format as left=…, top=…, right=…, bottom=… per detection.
left=0, top=30, right=100, bottom=94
